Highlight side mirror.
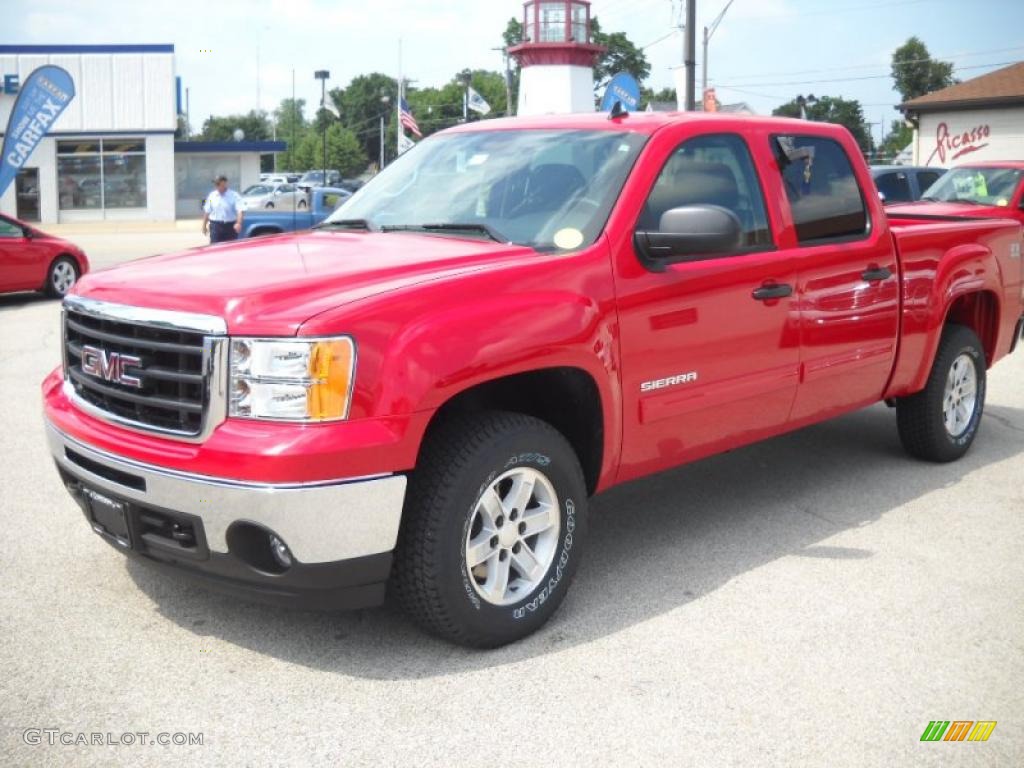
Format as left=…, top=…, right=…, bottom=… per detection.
left=22, top=228, right=34, bottom=239
left=877, top=190, right=887, bottom=204
left=634, top=205, right=742, bottom=270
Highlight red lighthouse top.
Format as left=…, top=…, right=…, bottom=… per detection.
left=508, top=1, right=606, bottom=67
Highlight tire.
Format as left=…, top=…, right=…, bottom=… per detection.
left=265, top=202, right=275, bottom=209
left=298, top=199, right=307, bottom=209
left=392, top=411, right=588, bottom=647
left=44, top=256, right=79, bottom=298
left=897, top=324, right=986, bottom=462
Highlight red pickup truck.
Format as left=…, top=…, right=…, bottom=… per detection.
left=43, top=113, right=1024, bottom=647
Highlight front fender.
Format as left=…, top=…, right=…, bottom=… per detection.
left=298, top=244, right=622, bottom=482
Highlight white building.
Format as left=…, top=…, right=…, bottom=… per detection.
left=900, top=61, right=1024, bottom=168
left=0, top=44, right=283, bottom=224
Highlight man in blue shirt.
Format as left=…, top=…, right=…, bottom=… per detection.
left=202, top=175, right=244, bottom=243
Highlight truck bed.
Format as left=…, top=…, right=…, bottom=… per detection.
left=886, top=215, right=1023, bottom=396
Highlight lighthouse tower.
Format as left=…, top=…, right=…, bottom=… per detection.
left=509, top=1, right=605, bottom=115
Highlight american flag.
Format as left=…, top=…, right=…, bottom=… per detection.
left=399, top=98, right=422, bottom=138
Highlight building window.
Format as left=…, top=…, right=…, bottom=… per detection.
left=570, top=2, right=587, bottom=42
left=57, top=138, right=147, bottom=211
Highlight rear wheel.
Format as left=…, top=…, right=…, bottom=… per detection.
left=897, top=324, right=986, bottom=462
left=392, top=411, right=587, bottom=647
left=265, top=202, right=275, bottom=209
left=44, top=256, right=79, bottom=298
left=298, top=199, right=308, bottom=209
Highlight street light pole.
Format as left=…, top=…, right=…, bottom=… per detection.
left=314, top=69, right=330, bottom=186
left=702, top=0, right=735, bottom=99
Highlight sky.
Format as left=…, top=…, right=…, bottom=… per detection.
left=6, top=0, right=1024, bottom=144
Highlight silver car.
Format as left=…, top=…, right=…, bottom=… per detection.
left=239, top=182, right=308, bottom=211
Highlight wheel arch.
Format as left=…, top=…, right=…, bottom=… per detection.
left=943, top=289, right=1001, bottom=365
left=419, top=367, right=605, bottom=496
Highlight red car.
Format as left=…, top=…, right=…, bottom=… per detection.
left=888, top=161, right=1024, bottom=225
left=0, top=213, right=89, bottom=298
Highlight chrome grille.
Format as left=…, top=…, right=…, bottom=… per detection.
left=62, top=297, right=227, bottom=441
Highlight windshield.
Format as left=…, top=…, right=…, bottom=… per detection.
left=922, top=166, right=1023, bottom=205
left=326, top=129, right=647, bottom=250
left=243, top=184, right=272, bottom=196
left=300, top=172, right=323, bottom=182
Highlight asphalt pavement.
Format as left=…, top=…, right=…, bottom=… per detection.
left=1, top=229, right=1022, bottom=767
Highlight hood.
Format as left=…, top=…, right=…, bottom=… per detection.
left=887, top=200, right=1022, bottom=220
left=73, top=230, right=537, bottom=335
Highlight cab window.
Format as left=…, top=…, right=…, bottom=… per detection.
left=773, top=135, right=868, bottom=244
left=639, top=133, right=772, bottom=249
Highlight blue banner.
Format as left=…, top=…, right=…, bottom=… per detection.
left=0, top=65, right=75, bottom=198
left=601, top=72, right=641, bottom=113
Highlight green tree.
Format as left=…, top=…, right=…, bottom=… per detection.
left=773, top=94, right=874, bottom=155
left=294, top=123, right=368, bottom=176
left=502, top=17, right=524, bottom=109
left=591, top=17, right=651, bottom=90
left=878, top=119, right=913, bottom=161
left=891, top=37, right=956, bottom=102
left=272, top=98, right=309, bottom=172
left=641, top=86, right=677, bottom=108
left=197, top=110, right=271, bottom=141
left=330, top=73, right=398, bottom=167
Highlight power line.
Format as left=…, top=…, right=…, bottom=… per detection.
left=716, top=60, right=1017, bottom=89
left=712, top=45, right=1024, bottom=82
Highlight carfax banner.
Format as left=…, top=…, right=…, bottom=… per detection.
left=0, top=65, right=75, bottom=197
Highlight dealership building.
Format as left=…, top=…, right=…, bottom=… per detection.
left=900, top=61, right=1024, bottom=168
left=0, top=44, right=283, bottom=224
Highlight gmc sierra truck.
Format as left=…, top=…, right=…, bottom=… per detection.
left=43, top=113, right=1024, bottom=647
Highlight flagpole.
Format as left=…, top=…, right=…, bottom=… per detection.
left=396, top=38, right=403, bottom=158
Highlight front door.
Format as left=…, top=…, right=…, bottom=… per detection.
left=0, top=216, right=39, bottom=291
left=16, top=168, right=40, bottom=222
left=614, top=130, right=800, bottom=483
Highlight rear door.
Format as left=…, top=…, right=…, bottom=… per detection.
left=770, top=133, right=900, bottom=422
left=613, top=128, right=800, bottom=482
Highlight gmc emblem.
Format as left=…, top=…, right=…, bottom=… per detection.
left=80, top=345, right=143, bottom=388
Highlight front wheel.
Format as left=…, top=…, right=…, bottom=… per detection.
left=897, top=324, right=986, bottom=462
left=392, top=411, right=587, bottom=647
left=44, top=256, right=79, bottom=298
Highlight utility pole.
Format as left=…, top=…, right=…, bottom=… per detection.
left=315, top=70, right=330, bottom=185
left=684, top=0, right=696, bottom=110
left=492, top=46, right=513, bottom=116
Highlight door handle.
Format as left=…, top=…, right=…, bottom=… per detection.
left=752, top=283, right=793, bottom=301
left=861, top=266, right=892, bottom=282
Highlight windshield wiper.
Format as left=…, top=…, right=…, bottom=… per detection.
left=379, top=222, right=509, bottom=243
left=920, top=195, right=939, bottom=202
left=315, top=218, right=376, bottom=231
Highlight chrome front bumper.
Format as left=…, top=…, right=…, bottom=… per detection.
left=46, top=423, right=407, bottom=564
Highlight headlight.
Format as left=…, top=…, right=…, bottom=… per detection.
left=229, top=337, right=355, bottom=421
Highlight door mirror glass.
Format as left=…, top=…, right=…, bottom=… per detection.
left=635, top=204, right=742, bottom=269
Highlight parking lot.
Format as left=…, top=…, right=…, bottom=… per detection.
left=1, top=230, right=1022, bottom=767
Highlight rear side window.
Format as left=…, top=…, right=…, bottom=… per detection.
left=875, top=171, right=911, bottom=203
left=773, top=135, right=868, bottom=244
